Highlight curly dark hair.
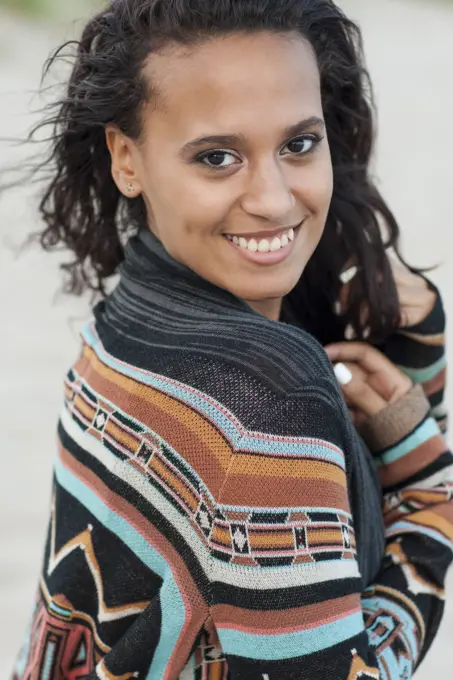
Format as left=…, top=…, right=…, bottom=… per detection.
left=28, top=0, right=406, bottom=342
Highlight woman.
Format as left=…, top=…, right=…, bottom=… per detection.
left=12, top=0, right=451, bottom=678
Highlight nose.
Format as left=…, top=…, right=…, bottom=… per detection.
left=240, top=160, right=296, bottom=222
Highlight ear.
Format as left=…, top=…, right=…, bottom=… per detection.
left=105, top=125, right=142, bottom=198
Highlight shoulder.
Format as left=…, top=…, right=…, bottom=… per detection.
left=85, top=310, right=346, bottom=442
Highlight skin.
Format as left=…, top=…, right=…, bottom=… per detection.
left=106, top=31, right=333, bottom=321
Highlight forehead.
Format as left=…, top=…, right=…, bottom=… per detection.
left=142, top=32, right=322, bottom=137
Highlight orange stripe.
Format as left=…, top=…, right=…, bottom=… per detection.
left=77, top=344, right=233, bottom=492
left=410, top=506, right=453, bottom=541
left=149, top=457, right=199, bottom=514
left=105, top=420, right=140, bottom=453
left=73, top=394, right=95, bottom=422
left=308, top=528, right=343, bottom=545
left=232, top=454, right=345, bottom=482
left=250, top=530, right=295, bottom=549
left=221, top=471, right=349, bottom=510
left=211, top=525, right=231, bottom=546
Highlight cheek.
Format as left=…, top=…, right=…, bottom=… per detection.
left=148, top=166, right=231, bottom=234
left=296, top=153, right=333, bottom=218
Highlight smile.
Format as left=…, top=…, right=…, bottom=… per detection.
left=224, top=223, right=302, bottom=266
left=225, top=226, right=295, bottom=253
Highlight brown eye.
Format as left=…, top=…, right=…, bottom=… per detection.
left=196, top=150, right=238, bottom=169
left=283, top=134, right=322, bottom=156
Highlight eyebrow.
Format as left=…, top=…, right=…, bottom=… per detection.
left=181, top=116, right=325, bottom=152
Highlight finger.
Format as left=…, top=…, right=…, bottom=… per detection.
left=333, top=362, right=387, bottom=416
left=327, top=343, right=412, bottom=402
left=325, top=342, right=394, bottom=376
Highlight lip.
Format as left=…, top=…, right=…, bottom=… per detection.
left=224, top=222, right=303, bottom=266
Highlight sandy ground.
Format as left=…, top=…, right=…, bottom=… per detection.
left=0, top=0, right=452, bottom=676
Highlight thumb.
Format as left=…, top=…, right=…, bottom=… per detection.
left=333, top=363, right=388, bottom=417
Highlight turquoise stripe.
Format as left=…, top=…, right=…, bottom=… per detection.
left=42, top=640, right=57, bottom=680
left=49, top=601, right=72, bottom=618
left=376, top=647, right=400, bottom=680
left=399, top=355, right=446, bottom=384
left=217, top=611, right=364, bottom=660
left=387, top=521, right=453, bottom=551
left=82, top=324, right=345, bottom=468
left=54, top=455, right=188, bottom=679
left=378, top=418, right=440, bottom=466
left=362, top=596, right=419, bottom=660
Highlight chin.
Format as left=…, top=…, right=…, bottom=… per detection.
left=232, top=272, right=302, bottom=304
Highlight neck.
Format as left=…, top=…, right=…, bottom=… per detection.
left=245, top=297, right=283, bottom=321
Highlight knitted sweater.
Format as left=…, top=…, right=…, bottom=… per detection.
left=13, top=230, right=452, bottom=680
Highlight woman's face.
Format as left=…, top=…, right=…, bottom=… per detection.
left=108, top=31, right=333, bottom=317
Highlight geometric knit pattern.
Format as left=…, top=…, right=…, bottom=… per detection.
left=12, top=232, right=452, bottom=680
left=12, top=320, right=453, bottom=680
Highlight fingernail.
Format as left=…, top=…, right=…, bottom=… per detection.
left=334, top=363, right=353, bottom=386
left=345, top=324, right=356, bottom=340
left=339, top=266, right=358, bottom=285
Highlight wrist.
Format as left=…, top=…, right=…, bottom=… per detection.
left=358, top=384, right=430, bottom=454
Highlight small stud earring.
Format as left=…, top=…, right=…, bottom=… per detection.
left=126, top=182, right=134, bottom=194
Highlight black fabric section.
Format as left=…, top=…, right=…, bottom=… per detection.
left=224, top=633, right=377, bottom=680
left=43, top=481, right=162, bottom=649
left=428, top=390, right=445, bottom=409
left=95, top=307, right=345, bottom=436
left=378, top=333, right=444, bottom=369
left=212, top=576, right=363, bottom=610
left=348, top=434, right=385, bottom=587
left=58, top=423, right=212, bottom=599
left=86, top=595, right=163, bottom=680
left=400, top=282, right=446, bottom=336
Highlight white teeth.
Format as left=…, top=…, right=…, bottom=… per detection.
left=228, top=227, right=296, bottom=253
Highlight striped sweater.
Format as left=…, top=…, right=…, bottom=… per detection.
left=13, top=230, right=452, bottom=680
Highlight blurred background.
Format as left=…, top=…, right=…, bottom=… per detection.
left=0, top=0, right=452, bottom=676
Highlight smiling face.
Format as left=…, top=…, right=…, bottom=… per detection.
left=107, top=31, right=334, bottom=319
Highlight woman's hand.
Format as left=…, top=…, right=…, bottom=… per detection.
left=325, top=341, right=413, bottom=426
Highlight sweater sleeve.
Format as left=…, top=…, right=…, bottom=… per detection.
left=379, top=280, right=448, bottom=434
left=359, top=385, right=453, bottom=673
left=205, top=385, right=453, bottom=680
